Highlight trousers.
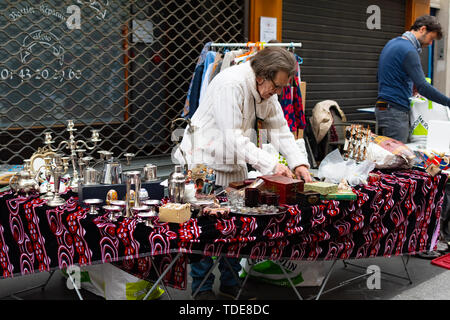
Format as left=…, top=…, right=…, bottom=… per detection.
left=190, top=256, right=241, bottom=294
left=375, top=103, right=410, bottom=143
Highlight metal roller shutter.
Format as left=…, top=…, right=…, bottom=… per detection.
left=282, top=0, right=406, bottom=121
left=0, top=0, right=245, bottom=165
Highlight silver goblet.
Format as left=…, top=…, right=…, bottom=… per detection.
left=110, top=200, right=126, bottom=219
left=83, top=198, right=103, bottom=215
left=141, top=199, right=161, bottom=217
left=102, top=205, right=122, bottom=222
left=130, top=205, right=151, bottom=217
left=131, top=205, right=156, bottom=227
left=130, top=205, right=150, bottom=224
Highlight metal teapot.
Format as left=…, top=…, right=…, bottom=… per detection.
left=100, top=152, right=122, bottom=185
left=9, top=159, right=39, bottom=196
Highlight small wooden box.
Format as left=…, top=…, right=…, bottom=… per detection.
left=297, top=191, right=321, bottom=207
left=260, top=174, right=304, bottom=205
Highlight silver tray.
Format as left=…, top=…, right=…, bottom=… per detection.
left=230, top=206, right=287, bottom=216
left=189, top=199, right=216, bottom=210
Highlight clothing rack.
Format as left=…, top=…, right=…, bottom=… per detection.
left=210, top=42, right=302, bottom=48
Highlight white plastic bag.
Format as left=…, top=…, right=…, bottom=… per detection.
left=409, top=96, right=450, bottom=144
left=317, top=149, right=375, bottom=186
left=78, top=263, right=164, bottom=300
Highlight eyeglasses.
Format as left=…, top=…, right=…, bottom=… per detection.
left=268, top=78, right=285, bottom=91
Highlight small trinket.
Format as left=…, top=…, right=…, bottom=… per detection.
left=138, top=188, right=149, bottom=201
left=368, top=173, right=381, bottom=184
left=106, top=189, right=118, bottom=205
left=343, top=124, right=372, bottom=162
left=126, top=190, right=136, bottom=207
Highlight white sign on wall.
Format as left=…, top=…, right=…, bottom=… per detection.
left=260, top=16, right=277, bottom=42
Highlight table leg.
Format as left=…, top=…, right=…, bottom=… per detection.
left=41, top=270, right=56, bottom=291
left=401, top=255, right=413, bottom=285
left=312, top=256, right=414, bottom=300
left=150, top=256, right=173, bottom=300
left=342, top=257, right=413, bottom=284
left=67, top=271, right=84, bottom=300
left=192, top=255, right=222, bottom=299
left=143, top=252, right=182, bottom=301
left=313, top=259, right=337, bottom=300
left=272, top=260, right=303, bottom=300
left=234, top=259, right=254, bottom=300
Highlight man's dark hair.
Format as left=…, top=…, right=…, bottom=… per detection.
left=410, top=15, right=443, bottom=40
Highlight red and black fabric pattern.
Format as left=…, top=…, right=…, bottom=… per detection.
left=186, top=169, right=447, bottom=261
left=0, top=169, right=447, bottom=290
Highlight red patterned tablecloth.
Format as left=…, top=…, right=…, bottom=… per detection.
left=0, top=169, right=447, bottom=290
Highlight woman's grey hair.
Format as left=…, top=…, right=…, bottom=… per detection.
left=250, top=46, right=297, bottom=80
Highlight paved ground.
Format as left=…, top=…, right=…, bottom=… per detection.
left=0, top=253, right=448, bottom=301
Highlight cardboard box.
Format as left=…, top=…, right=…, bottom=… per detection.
left=260, top=174, right=304, bottom=205
left=300, top=81, right=306, bottom=107
left=296, top=82, right=306, bottom=140
left=158, top=203, right=191, bottom=224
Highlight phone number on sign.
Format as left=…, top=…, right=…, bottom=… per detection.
left=0, top=68, right=82, bottom=82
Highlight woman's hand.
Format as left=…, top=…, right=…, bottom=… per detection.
left=273, top=163, right=294, bottom=178
left=294, top=165, right=313, bottom=182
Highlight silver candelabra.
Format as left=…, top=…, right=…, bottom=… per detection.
left=43, top=120, right=101, bottom=191
left=46, top=154, right=70, bottom=207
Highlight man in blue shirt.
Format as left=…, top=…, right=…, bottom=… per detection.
left=376, top=15, right=450, bottom=143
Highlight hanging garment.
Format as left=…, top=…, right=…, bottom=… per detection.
left=183, top=42, right=212, bottom=118
left=209, top=60, right=223, bottom=83
left=201, top=51, right=216, bottom=85
left=310, top=100, right=346, bottom=144
left=295, top=54, right=303, bottom=83
left=234, top=47, right=257, bottom=65
left=220, top=49, right=246, bottom=72
left=208, top=53, right=223, bottom=84
left=199, top=51, right=217, bottom=104
left=279, top=62, right=306, bottom=132
left=187, top=64, right=205, bottom=118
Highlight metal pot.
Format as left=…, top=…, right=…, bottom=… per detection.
left=9, top=166, right=39, bottom=196
left=168, top=165, right=185, bottom=203
left=83, top=166, right=99, bottom=185
left=100, top=159, right=122, bottom=184
left=142, top=164, right=158, bottom=182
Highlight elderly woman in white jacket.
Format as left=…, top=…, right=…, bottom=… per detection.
left=174, top=47, right=312, bottom=300
left=174, top=46, right=312, bottom=187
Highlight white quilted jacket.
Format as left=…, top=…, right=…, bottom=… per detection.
left=174, top=62, right=310, bottom=187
